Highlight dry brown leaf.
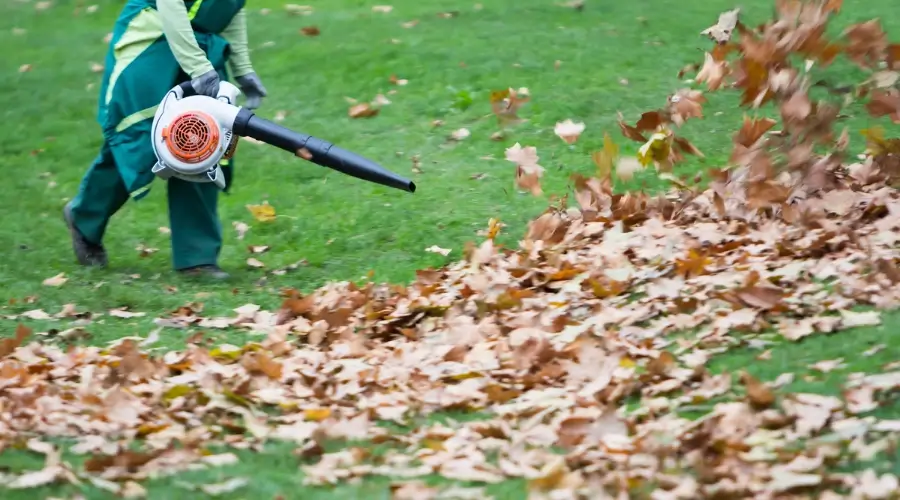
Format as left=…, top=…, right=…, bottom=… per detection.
left=449, top=128, right=470, bottom=141
left=741, top=372, right=776, bottom=409
left=505, top=143, right=544, bottom=196
left=554, top=119, right=585, bottom=144
left=285, top=4, right=313, bottom=15
left=233, top=221, right=249, bottom=239
left=701, top=8, right=740, bottom=44
left=349, top=102, right=379, bottom=118
left=696, top=51, right=729, bottom=90
left=42, top=273, right=67, bottom=287
left=866, top=90, right=900, bottom=123
left=425, top=245, right=451, bottom=256
left=200, top=477, right=249, bottom=496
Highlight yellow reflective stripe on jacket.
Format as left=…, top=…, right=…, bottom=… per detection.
left=115, top=105, right=158, bottom=133
left=129, top=184, right=152, bottom=199
left=187, top=0, right=204, bottom=20
left=105, top=7, right=164, bottom=105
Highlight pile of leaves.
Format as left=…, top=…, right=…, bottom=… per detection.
left=2, top=1, right=900, bottom=498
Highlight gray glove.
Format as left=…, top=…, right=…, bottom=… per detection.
left=191, top=69, right=221, bottom=97
left=235, top=72, right=267, bottom=110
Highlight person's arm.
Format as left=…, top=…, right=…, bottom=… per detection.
left=157, top=0, right=215, bottom=78
left=221, top=8, right=266, bottom=110
left=220, top=9, right=254, bottom=78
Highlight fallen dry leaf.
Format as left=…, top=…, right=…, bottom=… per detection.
left=285, top=4, right=313, bottom=15
left=389, top=74, right=409, bottom=85
left=554, top=119, right=585, bottom=144
left=449, top=128, right=470, bottom=141
left=201, top=477, right=249, bottom=495
left=246, top=202, right=276, bottom=222
left=109, top=308, right=146, bottom=319
left=349, top=102, right=379, bottom=118
left=233, top=221, right=249, bottom=239
left=505, top=142, right=544, bottom=196
left=42, top=273, right=67, bottom=287
left=425, top=245, right=451, bottom=256
left=701, top=8, right=740, bottom=43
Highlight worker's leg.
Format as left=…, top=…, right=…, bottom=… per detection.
left=69, top=142, right=130, bottom=243
left=64, top=142, right=130, bottom=266
left=167, top=176, right=223, bottom=271
left=165, top=45, right=234, bottom=278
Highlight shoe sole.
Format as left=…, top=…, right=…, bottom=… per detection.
left=177, top=266, right=230, bottom=280
left=178, top=272, right=231, bottom=280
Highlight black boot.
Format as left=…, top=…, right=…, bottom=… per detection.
left=63, top=202, right=108, bottom=267
left=177, top=264, right=230, bottom=280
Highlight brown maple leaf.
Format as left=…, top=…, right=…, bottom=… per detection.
left=696, top=52, right=729, bottom=91
left=843, top=20, right=888, bottom=69
left=668, top=89, right=706, bottom=126
left=866, top=90, right=900, bottom=123
left=701, top=8, right=740, bottom=44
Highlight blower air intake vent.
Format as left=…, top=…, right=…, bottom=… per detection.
left=163, top=111, right=219, bottom=163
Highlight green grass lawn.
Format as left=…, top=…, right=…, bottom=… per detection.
left=1, top=0, right=899, bottom=498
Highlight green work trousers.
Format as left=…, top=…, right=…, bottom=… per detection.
left=69, top=143, right=224, bottom=270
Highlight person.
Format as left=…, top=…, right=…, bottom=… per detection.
left=63, top=0, right=267, bottom=280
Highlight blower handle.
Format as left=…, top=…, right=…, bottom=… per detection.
left=178, top=81, right=197, bottom=98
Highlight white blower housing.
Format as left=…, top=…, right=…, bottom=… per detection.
left=148, top=81, right=417, bottom=194
left=150, top=81, right=242, bottom=189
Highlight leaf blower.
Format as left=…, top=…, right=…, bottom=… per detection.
left=150, top=81, right=416, bottom=193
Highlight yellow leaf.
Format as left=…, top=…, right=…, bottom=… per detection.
left=591, top=132, right=619, bottom=179
left=223, top=389, right=251, bottom=407
left=304, top=408, right=332, bottom=421
left=637, top=131, right=672, bottom=166
left=209, top=347, right=243, bottom=360
left=421, top=439, right=446, bottom=451
left=246, top=202, right=276, bottom=222
left=279, top=401, right=299, bottom=411
left=137, top=423, right=169, bottom=436
left=489, top=88, right=511, bottom=103
left=619, top=357, right=636, bottom=368
left=486, top=218, right=502, bottom=239
left=163, top=385, right=193, bottom=401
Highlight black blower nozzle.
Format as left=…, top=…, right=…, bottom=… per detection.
left=232, top=108, right=415, bottom=193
